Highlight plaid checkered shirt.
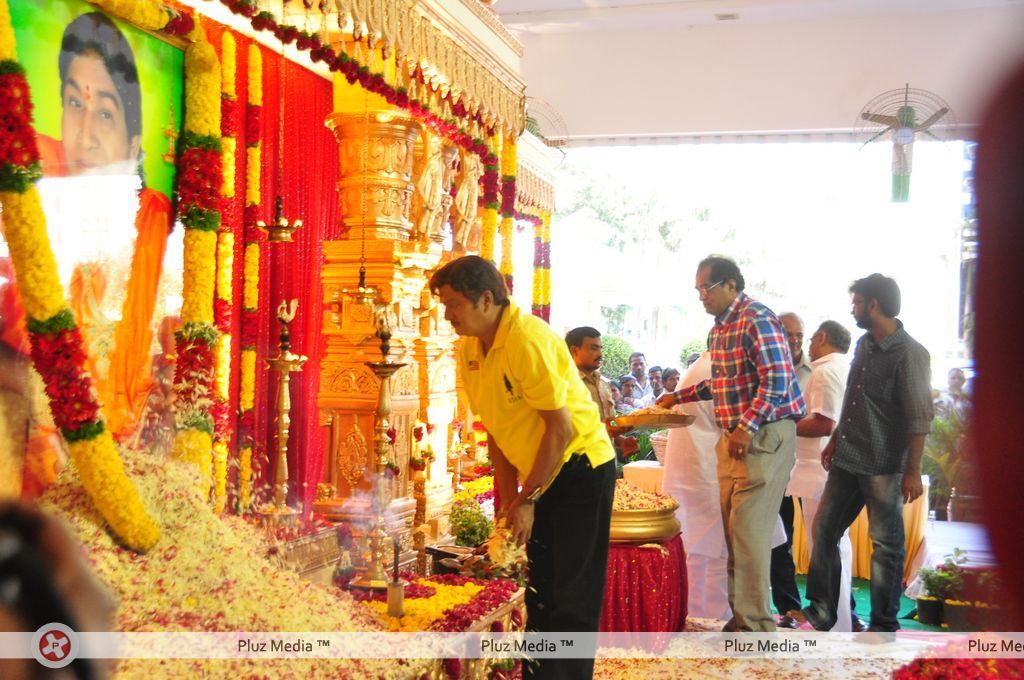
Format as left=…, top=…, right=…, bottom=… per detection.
left=674, top=292, right=805, bottom=432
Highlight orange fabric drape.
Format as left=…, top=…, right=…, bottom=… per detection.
left=103, top=188, right=172, bottom=439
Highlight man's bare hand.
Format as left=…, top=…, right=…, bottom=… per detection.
left=506, top=499, right=535, bottom=546
left=902, top=470, right=924, bottom=504
left=655, top=393, right=676, bottom=410
left=821, top=438, right=836, bottom=471
left=728, top=427, right=753, bottom=460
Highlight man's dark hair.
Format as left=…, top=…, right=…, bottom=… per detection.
left=662, top=367, right=680, bottom=382
left=628, top=352, right=645, bottom=363
left=698, top=255, right=745, bottom=292
left=619, top=375, right=638, bottom=386
left=565, top=326, right=601, bottom=350
left=429, top=255, right=510, bottom=307
left=59, top=12, right=142, bottom=141
left=816, top=320, right=852, bottom=354
left=648, top=365, right=662, bottom=375
left=849, top=273, right=901, bottom=318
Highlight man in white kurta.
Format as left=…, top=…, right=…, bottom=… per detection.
left=786, top=320, right=855, bottom=631
left=661, top=352, right=730, bottom=619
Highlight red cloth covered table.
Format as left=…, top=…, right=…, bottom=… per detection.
left=599, top=533, right=687, bottom=632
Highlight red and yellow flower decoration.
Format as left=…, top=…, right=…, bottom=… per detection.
left=172, top=22, right=223, bottom=503
left=238, top=42, right=263, bottom=513
left=498, top=133, right=517, bottom=292
left=0, top=0, right=162, bottom=551
left=209, top=30, right=239, bottom=514
left=531, top=209, right=551, bottom=321
left=479, top=133, right=501, bottom=261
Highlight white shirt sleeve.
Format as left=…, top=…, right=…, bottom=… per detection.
left=807, top=359, right=846, bottom=422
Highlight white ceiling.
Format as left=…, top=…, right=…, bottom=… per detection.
left=489, top=0, right=1024, bottom=140
left=494, top=0, right=1021, bottom=33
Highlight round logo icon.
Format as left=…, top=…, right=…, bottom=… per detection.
left=31, top=623, right=78, bottom=669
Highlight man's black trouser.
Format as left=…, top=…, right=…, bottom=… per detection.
left=770, top=495, right=802, bottom=615
left=525, top=454, right=615, bottom=680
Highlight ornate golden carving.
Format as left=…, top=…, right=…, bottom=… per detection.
left=411, top=131, right=447, bottom=244
left=391, top=364, right=419, bottom=396
left=326, top=112, right=422, bottom=242
left=453, top=148, right=483, bottom=251
left=429, top=357, right=457, bottom=394
left=340, top=415, right=370, bottom=490
left=323, top=363, right=381, bottom=397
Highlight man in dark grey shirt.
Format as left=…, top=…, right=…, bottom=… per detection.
left=791, top=273, right=933, bottom=632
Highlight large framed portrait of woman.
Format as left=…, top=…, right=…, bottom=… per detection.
left=2, top=0, right=186, bottom=450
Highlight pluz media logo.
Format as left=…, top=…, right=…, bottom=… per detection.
left=32, top=622, right=78, bottom=669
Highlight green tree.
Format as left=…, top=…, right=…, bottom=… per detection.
left=600, top=335, right=633, bottom=380
left=679, top=336, right=707, bottom=367
left=601, top=304, right=630, bottom=335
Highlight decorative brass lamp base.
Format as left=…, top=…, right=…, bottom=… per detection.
left=259, top=504, right=300, bottom=528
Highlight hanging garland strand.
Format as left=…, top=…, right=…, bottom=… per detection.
left=498, top=133, right=517, bottom=292
left=479, top=132, right=500, bottom=261
left=0, top=0, right=188, bottom=551
left=211, top=30, right=239, bottom=514
left=171, top=19, right=223, bottom=503
left=237, top=42, right=263, bottom=514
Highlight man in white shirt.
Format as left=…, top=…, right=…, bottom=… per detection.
left=628, top=352, right=655, bottom=407
left=786, top=320, right=859, bottom=631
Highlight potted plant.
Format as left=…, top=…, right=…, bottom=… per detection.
left=943, top=599, right=975, bottom=631
left=915, top=548, right=967, bottom=625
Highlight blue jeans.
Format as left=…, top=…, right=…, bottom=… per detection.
left=803, top=466, right=905, bottom=631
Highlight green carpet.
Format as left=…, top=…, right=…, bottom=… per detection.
left=794, top=575, right=942, bottom=631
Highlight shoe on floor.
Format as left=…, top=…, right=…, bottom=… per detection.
left=777, top=615, right=799, bottom=629
left=850, top=616, right=868, bottom=633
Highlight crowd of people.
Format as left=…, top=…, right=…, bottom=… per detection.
left=559, top=256, right=935, bottom=639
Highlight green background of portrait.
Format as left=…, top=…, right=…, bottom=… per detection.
left=9, top=0, right=184, bottom=198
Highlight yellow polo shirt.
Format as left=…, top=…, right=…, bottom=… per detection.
left=460, top=301, right=614, bottom=484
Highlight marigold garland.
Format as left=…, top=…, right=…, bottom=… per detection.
left=237, top=42, right=263, bottom=513
left=531, top=209, right=551, bottom=321
left=498, top=133, right=517, bottom=292
left=479, top=133, right=501, bottom=261
left=173, top=23, right=223, bottom=504
left=0, top=0, right=159, bottom=551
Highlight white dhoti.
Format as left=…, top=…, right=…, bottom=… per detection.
left=662, top=353, right=731, bottom=621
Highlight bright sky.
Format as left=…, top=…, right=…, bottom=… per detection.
left=512, top=140, right=972, bottom=385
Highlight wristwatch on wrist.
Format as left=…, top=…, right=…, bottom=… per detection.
left=522, top=483, right=543, bottom=502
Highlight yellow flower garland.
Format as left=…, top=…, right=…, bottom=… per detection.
left=237, top=41, right=262, bottom=513
left=180, top=229, right=218, bottom=324
left=87, top=0, right=168, bottom=31
left=0, top=1, right=159, bottom=551
left=212, top=440, right=228, bottom=513
left=220, top=32, right=236, bottom=98
left=0, top=189, right=65, bottom=321
left=184, top=30, right=220, bottom=139
left=498, top=134, right=516, bottom=283
left=239, top=350, right=256, bottom=411
left=221, top=136, right=236, bottom=199
left=248, top=43, right=262, bottom=106
left=480, top=133, right=501, bottom=261
left=238, top=445, right=253, bottom=512
left=0, top=0, right=14, bottom=61
left=173, top=23, right=221, bottom=504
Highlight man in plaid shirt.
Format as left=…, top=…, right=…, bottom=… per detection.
left=657, top=255, right=805, bottom=631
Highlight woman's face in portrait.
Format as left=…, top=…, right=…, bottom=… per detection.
left=61, top=51, right=140, bottom=175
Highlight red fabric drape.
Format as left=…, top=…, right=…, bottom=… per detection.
left=599, top=534, right=688, bottom=635
left=257, top=52, right=340, bottom=515
left=975, top=61, right=1024, bottom=630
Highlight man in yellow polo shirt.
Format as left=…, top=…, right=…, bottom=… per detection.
left=430, top=256, right=615, bottom=680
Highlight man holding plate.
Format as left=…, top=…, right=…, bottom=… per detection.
left=657, top=255, right=805, bottom=632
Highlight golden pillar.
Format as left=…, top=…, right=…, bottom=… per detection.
left=315, top=74, right=457, bottom=568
